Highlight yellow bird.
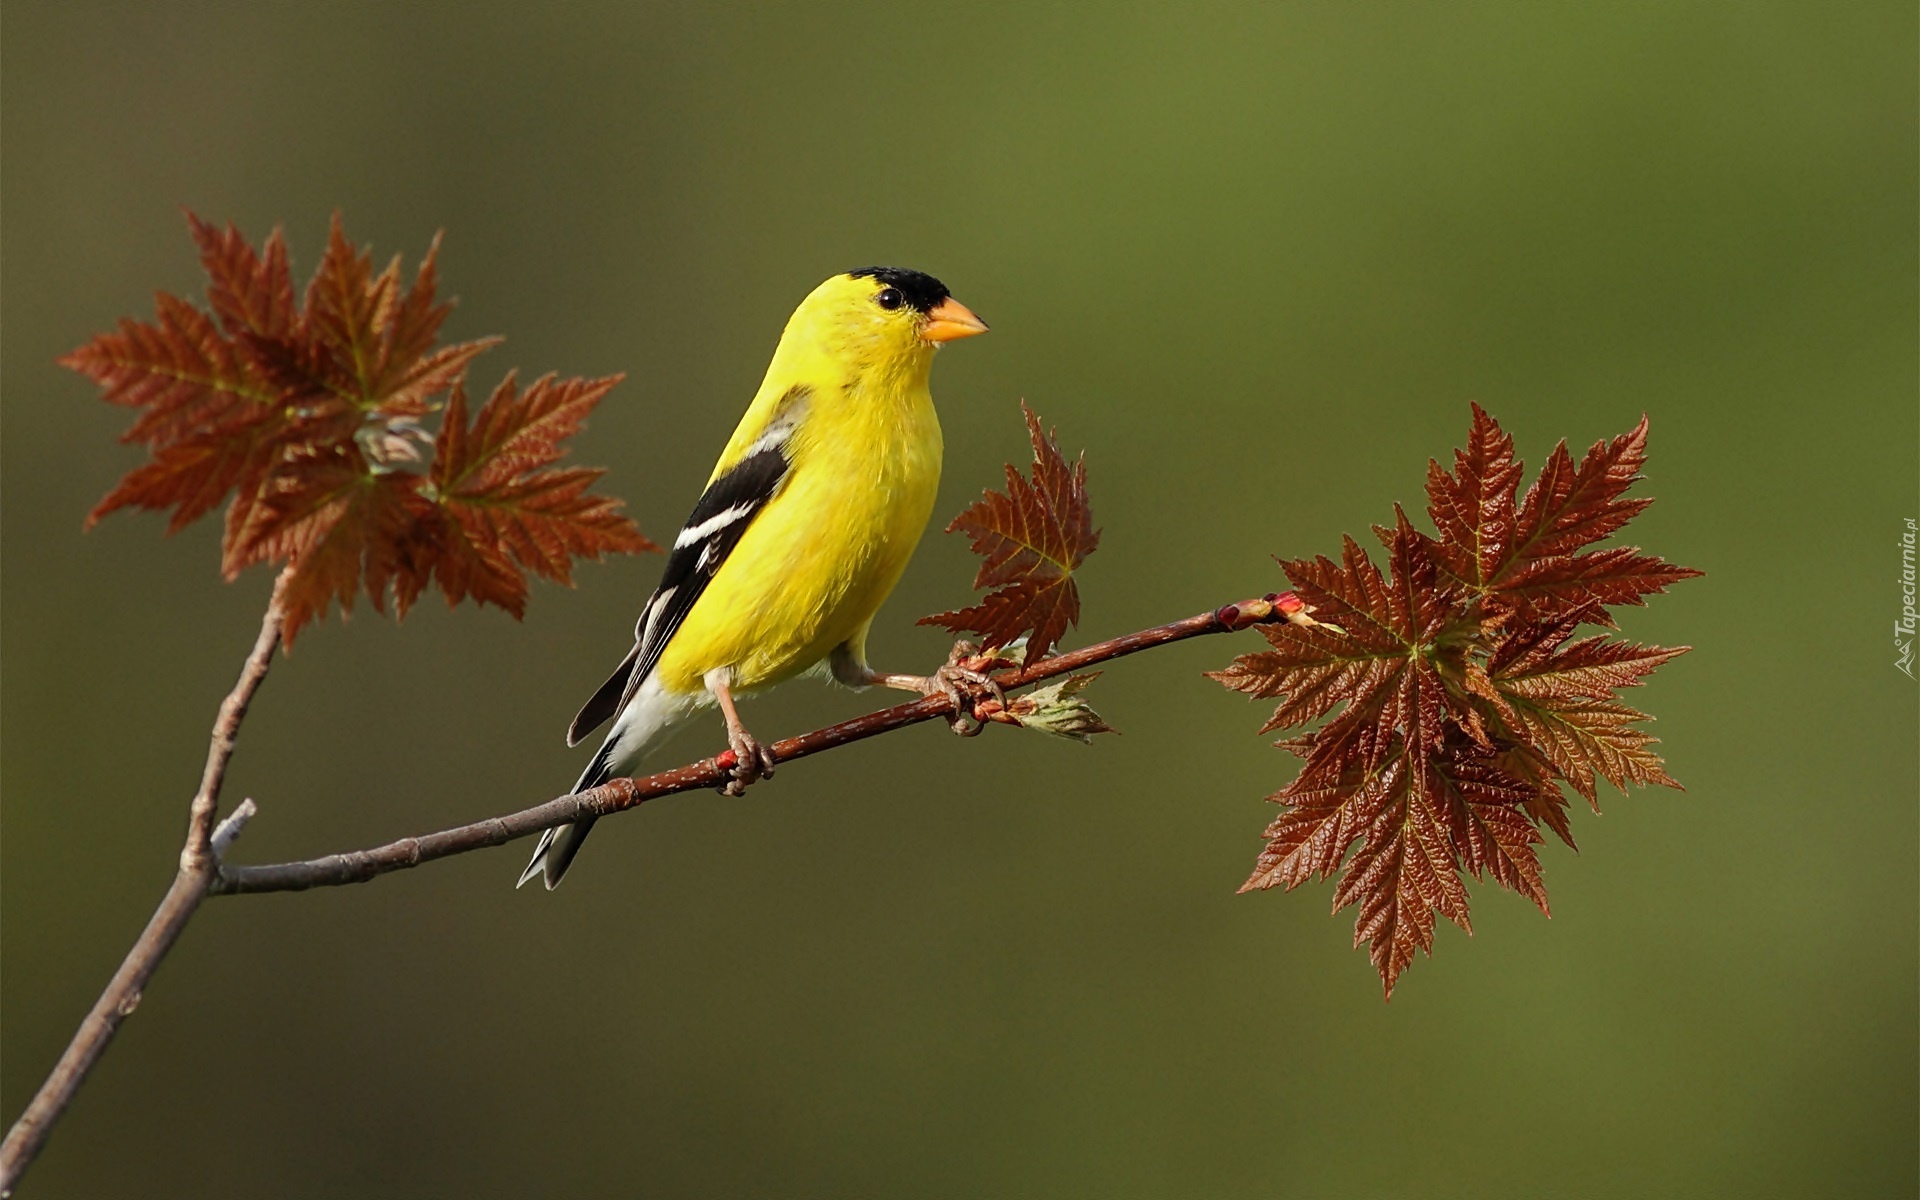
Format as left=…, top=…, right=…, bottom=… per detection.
left=518, top=268, right=989, bottom=889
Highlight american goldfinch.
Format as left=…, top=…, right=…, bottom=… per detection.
left=518, top=268, right=989, bottom=889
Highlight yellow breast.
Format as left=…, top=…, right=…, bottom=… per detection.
left=652, top=348, right=944, bottom=695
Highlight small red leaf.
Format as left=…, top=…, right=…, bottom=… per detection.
left=921, top=403, right=1099, bottom=666
left=86, top=410, right=276, bottom=533
left=1494, top=546, right=1703, bottom=616
left=302, top=214, right=390, bottom=402
left=1424, top=402, right=1522, bottom=588
left=258, top=456, right=439, bottom=644
left=428, top=373, right=658, bottom=614
left=187, top=213, right=296, bottom=340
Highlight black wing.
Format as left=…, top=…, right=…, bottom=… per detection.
left=567, top=397, right=808, bottom=745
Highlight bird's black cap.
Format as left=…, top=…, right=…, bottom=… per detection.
left=848, top=266, right=950, bottom=314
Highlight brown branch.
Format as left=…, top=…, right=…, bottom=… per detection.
left=0, top=592, right=1296, bottom=1193
left=213, top=596, right=1298, bottom=895
left=186, top=575, right=289, bottom=864
left=0, top=573, right=289, bottom=1197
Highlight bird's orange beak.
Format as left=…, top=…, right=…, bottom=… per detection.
left=921, top=297, right=989, bottom=344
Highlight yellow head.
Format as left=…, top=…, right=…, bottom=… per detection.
left=772, top=267, right=989, bottom=392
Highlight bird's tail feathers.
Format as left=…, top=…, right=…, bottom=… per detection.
left=517, top=676, right=698, bottom=891
left=514, top=744, right=618, bottom=890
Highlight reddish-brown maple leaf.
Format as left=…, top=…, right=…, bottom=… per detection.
left=921, top=402, right=1099, bottom=667
left=427, top=373, right=653, bottom=616
left=1426, top=403, right=1701, bottom=619
left=1212, top=406, right=1695, bottom=997
left=64, top=212, right=656, bottom=642
left=242, top=449, right=442, bottom=633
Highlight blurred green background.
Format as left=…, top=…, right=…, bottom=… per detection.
left=4, top=3, right=1915, bottom=1197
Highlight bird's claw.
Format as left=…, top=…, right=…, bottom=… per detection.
left=719, top=728, right=777, bottom=796
left=927, top=642, right=1006, bottom=736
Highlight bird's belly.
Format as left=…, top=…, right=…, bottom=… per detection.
left=652, top=437, right=938, bottom=695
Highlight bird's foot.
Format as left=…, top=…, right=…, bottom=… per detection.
left=916, top=642, right=1008, bottom=736
left=705, top=666, right=776, bottom=796
left=719, top=724, right=777, bottom=796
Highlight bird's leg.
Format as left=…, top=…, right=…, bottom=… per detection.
left=831, top=640, right=1004, bottom=735
left=704, top=666, right=776, bottom=795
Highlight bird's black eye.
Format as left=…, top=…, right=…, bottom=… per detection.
left=875, top=287, right=904, bottom=311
